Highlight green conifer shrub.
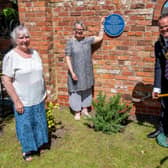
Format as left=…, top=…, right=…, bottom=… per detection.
left=87, top=92, right=132, bottom=134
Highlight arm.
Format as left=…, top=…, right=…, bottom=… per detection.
left=65, top=56, right=78, bottom=81
left=1, top=75, right=24, bottom=113
left=93, top=17, right=105, bottom=44
left=152, top=43, right=162, bottom=99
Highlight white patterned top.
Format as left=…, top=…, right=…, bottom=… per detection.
left=2, top=49, right=46, bottom=106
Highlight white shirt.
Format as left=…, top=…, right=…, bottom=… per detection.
left=2, top=49, right=46, bottom=106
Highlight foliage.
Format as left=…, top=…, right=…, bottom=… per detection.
left=87, top=92, right=132, bottom=134
left=0, top=7, right=19, bottom=37
left=46, top=102, right=59, bottom=134
left=9, top=0, right=18, bottom=4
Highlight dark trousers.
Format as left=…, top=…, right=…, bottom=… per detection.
left=159, top=97, right=168, bottom=135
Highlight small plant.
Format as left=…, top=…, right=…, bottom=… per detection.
left=9, top=0, right=17, bottom=4
left=87, top=92, right=132, bottom=134
left=46, top=102, right=59, bottom=134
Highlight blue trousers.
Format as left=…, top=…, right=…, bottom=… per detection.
left=69, top=88, right=92, bottom=112
left=14, top=101, right=48, bottom=153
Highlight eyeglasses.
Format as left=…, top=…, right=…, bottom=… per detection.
left=159, top=25, right=168, bottom=30
left=75, top=28, right=85, bottom=31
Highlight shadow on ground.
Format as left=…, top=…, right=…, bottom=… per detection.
left=156, top=156, right=168, bottom=168
left=0, top=98, right=14, bottom=135
left=132, top=82, right=161, bottom=128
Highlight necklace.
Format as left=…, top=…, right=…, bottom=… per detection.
left=159, top=36, right=168, bottom=59
left=14, top=47, right=32, bottom=58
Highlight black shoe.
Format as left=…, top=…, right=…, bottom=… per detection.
left=147, top=130, right=161, bottom=138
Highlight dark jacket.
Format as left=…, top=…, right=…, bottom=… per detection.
left=154, top=37, right=168, bottom=93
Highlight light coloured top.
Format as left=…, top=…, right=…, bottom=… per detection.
left=2, top=49, right=46, bottom=106
left=65, top=37, right=95, bottom=92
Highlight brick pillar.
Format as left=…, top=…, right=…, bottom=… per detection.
left=17, top=0, right=56, bottom=101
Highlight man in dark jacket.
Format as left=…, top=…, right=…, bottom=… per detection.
left=148, top=14, right=168, bottom=138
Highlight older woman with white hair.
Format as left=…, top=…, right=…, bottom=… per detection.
left=1, top=25, right=48, bottom=161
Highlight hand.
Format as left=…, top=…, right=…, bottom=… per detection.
left=100, top=16, right=105, bottom=25
left=152, top=92, right=159, bottom=99
left=72, top=72, right=78, bottom=81
left=14, top=99, right=24, bottom=114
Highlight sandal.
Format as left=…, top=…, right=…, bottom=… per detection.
left=23, top=152, right=32, bottom=161
left=74, top=112, right=81, bottom=120
left=81, top=109, right=91, bottom=117
left=40, top=149, right=45, bottom=154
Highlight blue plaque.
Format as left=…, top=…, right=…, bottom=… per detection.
left=104, top=14, right=125, bottom=37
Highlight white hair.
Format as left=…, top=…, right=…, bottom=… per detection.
left=73, top=20, right=86, bottom=30
left=10, top=24, right=30, bottom=45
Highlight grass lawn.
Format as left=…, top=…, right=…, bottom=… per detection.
left=0, top=107, right=168, bottom=168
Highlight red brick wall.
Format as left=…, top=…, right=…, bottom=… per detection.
left=153, top=0, right=167, bottom=21
left=18, top=0, right=56, bottom=101
left=17, top=0, right=165, bottom=116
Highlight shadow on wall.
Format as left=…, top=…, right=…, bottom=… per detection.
left=132, top=82, right=161, bottom=127
left=92, top=40, right=103, bottom=55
